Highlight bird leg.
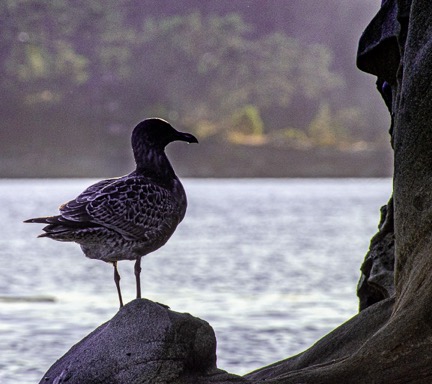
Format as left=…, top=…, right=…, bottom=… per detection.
left=112, top=261, right=124, bottom=308
left=134, top=256, right=142, bottom=299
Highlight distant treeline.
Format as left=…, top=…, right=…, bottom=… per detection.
left=0, top=1, right=388, bottom=177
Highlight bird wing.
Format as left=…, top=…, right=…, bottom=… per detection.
left=53, top=178, right=116, bottom=225
left=68, top=177, right=120, bottom=207
left=59, top=177, right=180, bottom=240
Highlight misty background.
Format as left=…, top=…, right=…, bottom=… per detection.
left=0, top=0, right=390, bottom=178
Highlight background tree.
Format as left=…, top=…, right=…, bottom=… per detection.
left=0, top=1, right=388, bottom=177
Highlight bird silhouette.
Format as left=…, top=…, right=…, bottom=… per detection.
left=25, top=118, right=198, bottom=307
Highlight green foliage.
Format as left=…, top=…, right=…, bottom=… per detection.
left=279, top=128, right=310, bottom=143
left=308, top=103, right=335, bottom=145
left=308, top=103, right=362, bottom=147
left=231, top=105, right=264, bottom=136
left=0, top=2, right=361, bottom=153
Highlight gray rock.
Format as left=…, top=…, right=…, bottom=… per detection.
left=39, top=299, right=247, bottom=384
left=356, top=0, right=400, bottom=83
left=357, top=196, right=395, bottom=311
left=245, top=298, right=394, bottom=383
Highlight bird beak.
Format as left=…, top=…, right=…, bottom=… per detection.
left=176, top=131, right=199, bottom=144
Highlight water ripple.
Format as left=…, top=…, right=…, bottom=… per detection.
left=0, top=178, right=391, bottom=382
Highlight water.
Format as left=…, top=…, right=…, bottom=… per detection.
left=0, top=178, right=392, bottom=383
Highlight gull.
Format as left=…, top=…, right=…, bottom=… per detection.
left=25, top=118, right=198, bottom=307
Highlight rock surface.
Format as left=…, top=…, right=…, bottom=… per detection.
left=245, top=297, right=394, bottom=383
left=357, top=197, right=395, bottom=311
left=39, top=299, right=246, bottom=384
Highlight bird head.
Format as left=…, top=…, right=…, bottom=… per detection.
left=132, top=118, right=198, bottom=152
left=131, top=118, right=198, bottom=174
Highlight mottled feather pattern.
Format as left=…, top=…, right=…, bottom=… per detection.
left=25, top=118, right=198, bottom=306
left=67, top=178, right=118, bottom=204
left=48, top=176, right=182, bottom=244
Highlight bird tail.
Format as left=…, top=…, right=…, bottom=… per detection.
left=24, top=216, right=61, bottom=224
left=38, top=225, right=73, bottom=238
left=25, top=215, right=100, bottom=241
left=24, top=216, right=73, bottom=239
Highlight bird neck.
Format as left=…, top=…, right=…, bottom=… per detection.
left=134, top=147, right=177, bottom=182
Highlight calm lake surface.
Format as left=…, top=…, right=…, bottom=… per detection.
left=0, top=178, right=392, bottom=383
